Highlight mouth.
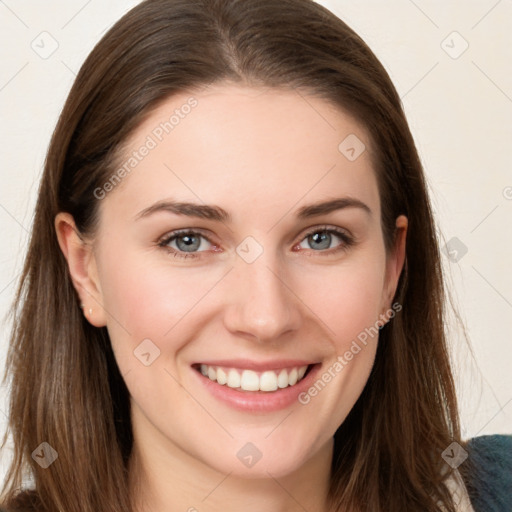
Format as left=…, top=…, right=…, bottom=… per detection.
left=191, top=362, right=313, bottom=393
left=190, top=360, right=321, bottom=412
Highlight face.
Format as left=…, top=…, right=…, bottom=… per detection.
left=58, top=83, right=406, bottom=480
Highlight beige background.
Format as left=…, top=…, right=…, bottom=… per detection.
left=1, top=0, right=511, bottom=480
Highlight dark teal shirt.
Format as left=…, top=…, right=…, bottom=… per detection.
left=462, top=434, right=512, bottom=511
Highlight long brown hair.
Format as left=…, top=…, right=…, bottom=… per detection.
left=1, top=0, right=466, bottom=510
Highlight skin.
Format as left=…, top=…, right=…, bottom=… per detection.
left=56, top=83, right=407, bottom=512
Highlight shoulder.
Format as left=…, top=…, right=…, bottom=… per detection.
left=462, top=434, right=512, bottom=512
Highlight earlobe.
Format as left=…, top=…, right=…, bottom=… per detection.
left=54, top=212, right=107, bottom=327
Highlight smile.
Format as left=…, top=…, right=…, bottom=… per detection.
left=196, top=364, right=309, bottom=392
left=191, top=359, right=321, bottom=412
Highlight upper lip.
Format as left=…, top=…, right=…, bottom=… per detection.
left=192, top=359, right=316, bottom=372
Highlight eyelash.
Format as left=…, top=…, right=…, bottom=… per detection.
left=157, top=225, right=355, bottom=260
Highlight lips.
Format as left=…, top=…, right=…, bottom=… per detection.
left=191, top=360, right=322, bottom=412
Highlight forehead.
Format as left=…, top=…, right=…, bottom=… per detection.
left=99, top=84, right=380, bottom=225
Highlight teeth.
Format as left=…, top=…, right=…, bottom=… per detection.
left=217, top=367, right=227, bottom=385
left=240, top=370, right=259, bottom=391
left=198, top=364, right=310, bottom=392
left=227, top=369, right=240, bottom=388
left=277, top=369, right=289, bottom=388
left=260, top=371, right=278, bottom=392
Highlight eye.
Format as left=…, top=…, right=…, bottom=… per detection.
left=157, top=225, right=355, bottom=260
left=296, top=226, right=354, bottom=255
left=158, top=230, right=217, bottom=259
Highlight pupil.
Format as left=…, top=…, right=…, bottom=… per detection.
left=310, top=232, right=330, bottom=250
left=177, top=234, right=199, bottom=252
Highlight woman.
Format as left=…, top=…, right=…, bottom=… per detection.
left=1, top=0, right=510, bottom=511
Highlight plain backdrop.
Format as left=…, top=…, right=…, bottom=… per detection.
left=1, top=0, right=511, bottom=482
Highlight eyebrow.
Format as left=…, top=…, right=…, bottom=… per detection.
left=134, top=196, right=372, bottom=222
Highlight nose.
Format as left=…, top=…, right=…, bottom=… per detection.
left=222, top=250, right=302, bottom=343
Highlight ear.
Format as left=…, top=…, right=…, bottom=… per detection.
left=381, top=215, right=407, bottom=312
left=54, top=212, right=107, bottom=327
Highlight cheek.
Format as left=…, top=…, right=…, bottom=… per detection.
left=96, top=248, right=225, bottom=360
left=297, top=254, right=386, bottom=346
left=292, top=258, right=385, bottom=429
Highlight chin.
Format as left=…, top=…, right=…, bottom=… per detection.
left=196, top=432, right=320, bottom=480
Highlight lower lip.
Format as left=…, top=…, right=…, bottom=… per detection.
left=191, top=363, right=321, bottom=412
